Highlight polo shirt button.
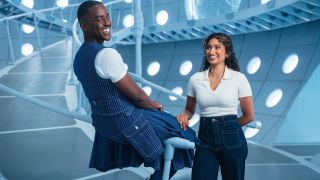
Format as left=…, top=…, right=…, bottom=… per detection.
left=134, top=125, right=138, bottom=130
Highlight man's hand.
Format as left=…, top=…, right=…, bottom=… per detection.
left=155, top=103, right=163, bottom=111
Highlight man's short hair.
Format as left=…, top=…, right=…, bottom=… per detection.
left=77, top=1, right=103, bottom=22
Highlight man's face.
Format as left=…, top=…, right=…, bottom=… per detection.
left=82, top=4, right=112, bottom=43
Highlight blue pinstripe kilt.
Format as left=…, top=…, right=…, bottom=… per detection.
left=89, top=107, right=197, bottom=172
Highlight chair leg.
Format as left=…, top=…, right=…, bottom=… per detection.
left=162, top=144, right=174, bottom=180
left=162, top=137, right=195, bottom=180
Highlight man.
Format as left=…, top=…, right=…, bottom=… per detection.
left=73, top=1, right=197, bottom=179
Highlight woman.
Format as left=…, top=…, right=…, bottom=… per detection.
left=176, top=33, right=254, bottom=180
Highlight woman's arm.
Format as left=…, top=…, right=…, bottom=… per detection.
left=115, top=73, right=162, bottom=110
left=176, top=96, right=197, bottom=130
left=238, top=96, right=254, bottom=126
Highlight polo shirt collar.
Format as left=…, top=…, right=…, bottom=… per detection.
left=223, top=66, right=233, bottom=80
left=204, top=66, right=233, bottom=80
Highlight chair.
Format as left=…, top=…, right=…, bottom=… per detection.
left=162, top=137, right=195, bottom=180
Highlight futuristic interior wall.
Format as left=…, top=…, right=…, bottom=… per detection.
left=116, top=19, right=320, bottom=145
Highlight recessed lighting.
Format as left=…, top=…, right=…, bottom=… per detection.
left=56, top=0, right=68, bottom=8
left=142, top=86, right=152, bottom=96
left=247, top=56, right=261, bottom=74
left=282, top=53, right=299, bottom=74
left=21, top=43, right=34, bottom=56
left=147, top=61, right=160, bottom=76
left=156, top=10, right=168, bottom=25
left=169, top=86, right=183, bottom=101
left=180, top=60, right=193, bottom=76
left=21, top=0, right=34, bottom=8
left=189, top=114, right=200, bottom=127
left=123, top=14, right=134, bottom=28
left=22, top=24, right=34, bottom=34
left=244, top=121, right=262, bottom=138
left=266, top=88, right=283, bottom=108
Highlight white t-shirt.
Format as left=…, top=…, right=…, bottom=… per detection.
left=95, top=48, right=127, bottom=83
left=188, top=66, right=252, bottom=117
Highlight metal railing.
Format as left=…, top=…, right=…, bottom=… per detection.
left=0, top=83, right=91, bottom=123
left=0, top=0, right=125, bottom=66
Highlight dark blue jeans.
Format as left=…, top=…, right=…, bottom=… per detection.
left=192, top=115, right=248, bottom=180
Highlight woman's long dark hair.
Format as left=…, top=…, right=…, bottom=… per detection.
left=200, top=33, right=240, bottom=72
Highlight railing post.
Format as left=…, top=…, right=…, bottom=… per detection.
left=133, top=0, right=143, bottom=87
left=4, top=20, right=15, bottom=65
left=68, top=37, right=78, bottom=85
left=33, top=13, right=42, bottom=55
left=151, top=0, right=155, bottom=25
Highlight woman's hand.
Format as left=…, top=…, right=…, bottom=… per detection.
left=176, top=112, right=190, bottom=130
left=176, top=96, right=196, bottom=130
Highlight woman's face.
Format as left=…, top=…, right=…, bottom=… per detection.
left=205, top=38, right=227, bottom=67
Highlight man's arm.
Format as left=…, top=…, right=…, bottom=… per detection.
left=115, top=73, right=162, bottom=110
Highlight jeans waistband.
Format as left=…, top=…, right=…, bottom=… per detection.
left=200, top=115, right=237, bottom=122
